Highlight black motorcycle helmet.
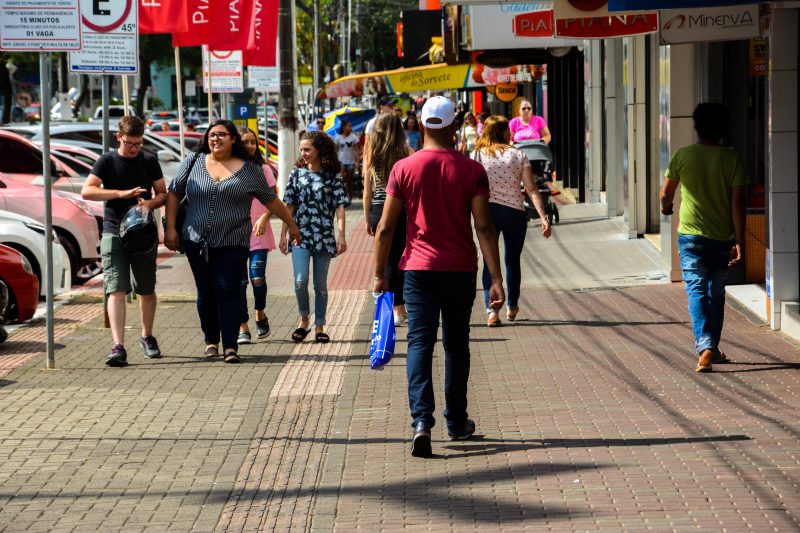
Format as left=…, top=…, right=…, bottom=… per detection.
left=119, top=205, right=158, bottom=254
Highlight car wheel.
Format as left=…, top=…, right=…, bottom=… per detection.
left=57, top=233, right=81, bottom=285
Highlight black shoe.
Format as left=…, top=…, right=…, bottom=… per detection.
left=140, top=336, right=162, bottom=359
left=411, top=421, right=432, bottom=458
left=105, top=344, right=128, bottom=367
left=237, top=331, right=252, bottom=345
left=256, top=318, right=270, bottom=339
left=448, top=419, right=476, bottom=441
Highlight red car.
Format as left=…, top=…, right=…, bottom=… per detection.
left=0, top=244, right=39, bottom=323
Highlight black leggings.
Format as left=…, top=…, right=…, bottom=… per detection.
left=370, top=203, right=407, bottom=306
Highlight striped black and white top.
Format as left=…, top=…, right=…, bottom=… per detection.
left=168, top=154, right=277, bottom=249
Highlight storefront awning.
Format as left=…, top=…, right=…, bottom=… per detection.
left=320, top=63, right=473, bottom=99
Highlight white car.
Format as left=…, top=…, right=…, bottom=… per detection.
left=0, top=211, right=71, bottom=296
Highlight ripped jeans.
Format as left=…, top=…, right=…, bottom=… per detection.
left=291, top=247, right=333, bottom=326
left=241, top=249, right=269, bottom=323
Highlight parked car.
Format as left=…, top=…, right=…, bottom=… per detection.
left=3, top=123, right=184, bottom=182
left=0, top=129, right=88, bottom=194
left=0, top=211, right=71, bottom=296
left=90, top=105, right=136, bottom=127
left=152, top=130, right=204, bottom=151
left=146, top=111, right=179, bottom=128
left=0, top=173, right=100, bottom=283
left=0, top=244, right=39, bottom=323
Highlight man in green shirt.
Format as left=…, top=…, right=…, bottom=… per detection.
left=660, top=103, right=748, bottom=373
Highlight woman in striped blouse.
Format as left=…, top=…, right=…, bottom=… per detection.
left=165, top=120, right=301, bottom=363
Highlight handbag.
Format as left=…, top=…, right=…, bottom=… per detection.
left=162, top=153, right=199, bottom=254
left=369, top=292, right=396, bottom=370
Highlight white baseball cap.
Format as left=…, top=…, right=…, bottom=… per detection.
left=420, top=96, right=456, bottom=129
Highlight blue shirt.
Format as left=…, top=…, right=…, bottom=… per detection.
left=283, top=167, right=350, bottom=254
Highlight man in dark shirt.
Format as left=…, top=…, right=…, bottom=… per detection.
left=81, top=115, right=167, bottom=367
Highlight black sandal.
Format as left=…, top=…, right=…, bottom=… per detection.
left=292, top=327, right=311, bottom=343
left=315, top=332, right=330, bottom=344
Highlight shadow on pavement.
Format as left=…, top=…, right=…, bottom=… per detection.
left=712, top=361, right=800, bottom=373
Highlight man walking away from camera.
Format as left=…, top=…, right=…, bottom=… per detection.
left=373, top=96, right=505, bottom=458
left=660, top=102, right=748, bottom=373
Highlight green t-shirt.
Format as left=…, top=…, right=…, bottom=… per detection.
left=666, top=144, right=749, bottom=241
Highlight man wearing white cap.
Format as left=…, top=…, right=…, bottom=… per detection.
left=373, top=96, right=505, bottom=458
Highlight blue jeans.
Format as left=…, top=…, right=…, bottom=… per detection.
left=482, top=203, right=528, bottom=310
left=678, top=234, right=733, bottom=354
left=404, top=270, right=476, bottom=432
left=185, top=241, right=249, bottom=351
left=241, top=249, right=269, bottom=323
left=291, top=247, right=333, bottom=326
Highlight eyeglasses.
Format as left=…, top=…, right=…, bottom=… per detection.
left=520, top=107, right=532, bottom=111
left=120, top=138, right=143, bottom=149
left=208, top=132, right=230, bottom=140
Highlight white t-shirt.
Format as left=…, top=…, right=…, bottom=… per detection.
left=334, top=133, right=360, bottom=165
left=364, top=116, right=377, bottom=135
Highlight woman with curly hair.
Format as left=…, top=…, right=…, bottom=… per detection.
left=280, top=131, right=351, bottom=343
left=363, top=112, right=414, bottom=323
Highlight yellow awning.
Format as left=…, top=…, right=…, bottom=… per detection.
left=320, top=63, right=473, bottom=99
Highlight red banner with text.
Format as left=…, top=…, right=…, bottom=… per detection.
left=139, top=0, right=188, bottom=34
left=243, top=0, right=278, bottom=66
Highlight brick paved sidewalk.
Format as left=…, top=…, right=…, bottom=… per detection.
left=0, top=204, right=798, bottom=532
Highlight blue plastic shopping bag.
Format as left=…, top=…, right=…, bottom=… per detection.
left=369, top=292, right=396, bottom=370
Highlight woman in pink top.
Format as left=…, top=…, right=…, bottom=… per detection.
left=508, top=99, right=551, bottom=144
left=237, top=127, right=277, bottom=343
left=473, top=116, right=551, bottom=327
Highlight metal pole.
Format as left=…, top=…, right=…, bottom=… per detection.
left=346, top=0, right=352, bottom=76
left=102, top=75, right=111, bottom=328
left=313, top=0, right=320, bottom=104
left=278, top=0, right=298, bottom=195
left=122, top=75, right=131, bottom=116
left=263, top=91, right=269, bottom=163
left=175, top=47, right=186, bottom=159
left=39, top=53, right=55, bottom=369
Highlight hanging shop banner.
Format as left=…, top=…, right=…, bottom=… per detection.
left=69, top=0, right=138, bottom=73
left=202, top=46, right=244, bottom=93
left=0, top=0, right=82, bottom=51
left=320, top=60, right=546, bottom=99
left=659, top=4, right=759, bottom=44
left=206, top=0, right=255, bottom=52
left=556, top=13, right=658, bottom=38
left=749, top=39, right=767, bottom=77
left=553, top=0, right=636, bottom=19
left=243, top=0, right=278, bottom=66
left=513, top=10, right=555, bottom=37
left=464, top=3, right=576, bottom=50
left=610, top=0, right=756, bottom=10
left=247, top=66, right=278, bottom=92
left=172, top=0, right=212, bottom=47
left=139, top=0, right=188, bottom=34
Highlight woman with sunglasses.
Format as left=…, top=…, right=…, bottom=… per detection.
left=509, top=99, right=551, bottom=145
left=165, top=120, right=301, bottom=363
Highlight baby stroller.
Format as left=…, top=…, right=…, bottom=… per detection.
left=515, top=140, right=559, bottom=226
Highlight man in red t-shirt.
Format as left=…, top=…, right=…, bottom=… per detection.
left=373, top=96, right=505, bottom=458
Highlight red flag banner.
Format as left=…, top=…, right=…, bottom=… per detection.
left=243, top=0, right=278, bottom=66
left=140, top=0, right=188, bottom=34
left=172, top=0, right=212, bottom=47
left=207, top=0, right=256, bottom=52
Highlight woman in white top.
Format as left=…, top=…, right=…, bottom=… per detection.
left=473, top=115, right=551, bottom=327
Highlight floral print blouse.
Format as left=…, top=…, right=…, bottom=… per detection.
left=283, top=167, right=351, bottom=254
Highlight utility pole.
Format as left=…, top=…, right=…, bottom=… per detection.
left=278, top=0, right=298, bottom=194
left=313, top=0, right=320, bottom=103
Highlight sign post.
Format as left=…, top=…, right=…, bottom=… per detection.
left=1, top=0, right=82, bottom=369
